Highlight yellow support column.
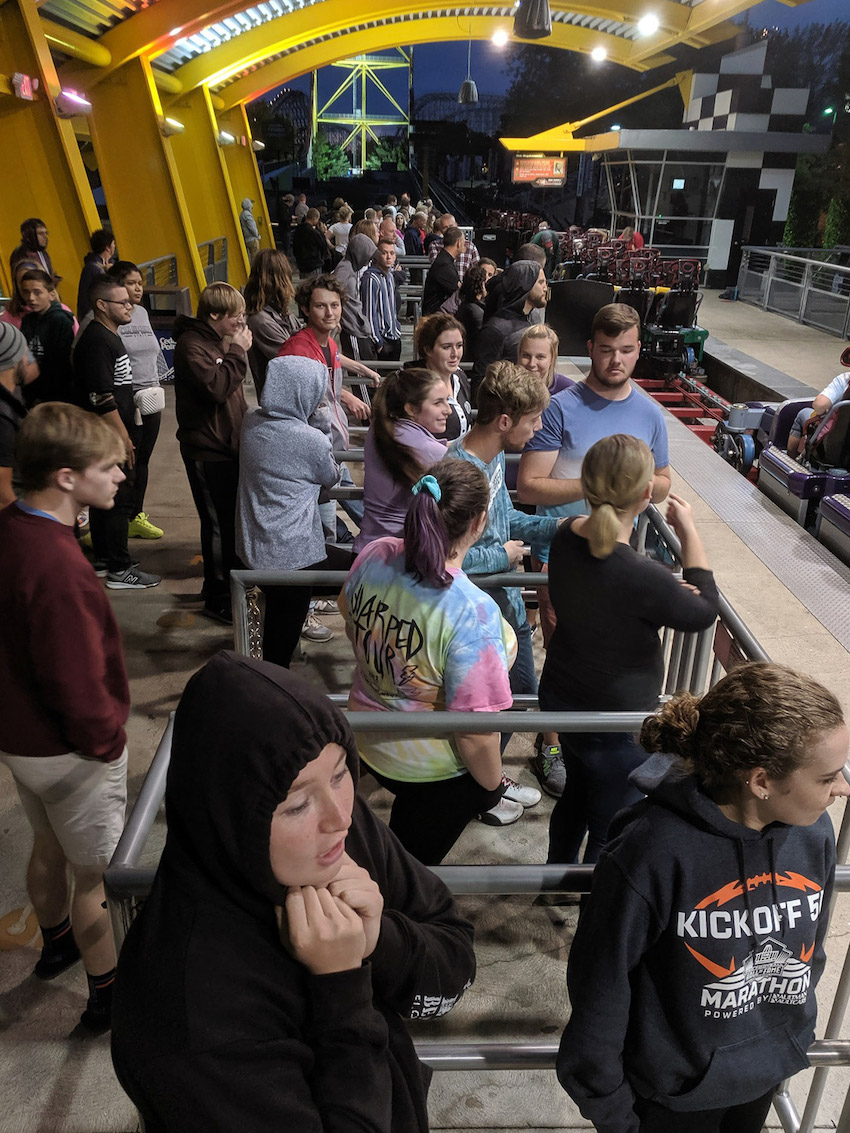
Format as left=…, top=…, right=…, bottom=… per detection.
left=167, top=87, right=249, bottom=286
left=0, top=0, right=99, bottom=302
left=217, top=104, right=274, bottom=254
left=86, top=56, right=206, bottom=306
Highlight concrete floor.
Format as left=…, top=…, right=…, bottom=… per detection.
left=1, top=296, right=850, bottom=1130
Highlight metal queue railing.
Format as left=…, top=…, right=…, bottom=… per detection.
left=104, top=507, right=850, bottom=1131
left=737, top=246, right=850, bottom=340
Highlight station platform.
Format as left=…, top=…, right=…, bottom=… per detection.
left=1, top=295, right=849, bottom=1132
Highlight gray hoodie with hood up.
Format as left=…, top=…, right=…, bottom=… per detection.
left=236, top=356, right=339, bottom=570
left=334, top=234, right=377, bottom=338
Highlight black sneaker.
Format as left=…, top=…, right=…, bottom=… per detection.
left=34, top=941, right=82, bottom=980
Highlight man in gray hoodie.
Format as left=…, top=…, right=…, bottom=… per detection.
left=239, top=199, right=260, bottom=261
left=333, top=233, right=378, bottom=362
left=236, top=355, right=352, bottom=666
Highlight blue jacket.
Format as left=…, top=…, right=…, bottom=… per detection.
left=446, top=437, right=558, bottom=628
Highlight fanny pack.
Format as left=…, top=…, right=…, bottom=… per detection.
left=134, top=386, right=166, bottom=416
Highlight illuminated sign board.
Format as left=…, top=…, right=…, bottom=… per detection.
left=512, top=156, right=566, bottom=187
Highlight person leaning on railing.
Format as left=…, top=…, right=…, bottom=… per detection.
left=558, top=663, right=849, bottom=1133
left=540, top=434, right=720, bottom=868
left=339, top=460, right=523, bottom=864
left=111, top=652, right=476, bottom=1132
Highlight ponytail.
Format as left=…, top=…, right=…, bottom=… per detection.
left=403, top=461, right=489, bottom=588
left=580, top=434, right=655, bottom=559
left=370, top=368, right=444, bottom=486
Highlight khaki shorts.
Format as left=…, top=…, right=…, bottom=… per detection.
left=0, top=748, right=128, bottom=868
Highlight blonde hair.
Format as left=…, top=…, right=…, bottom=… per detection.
left=197, top=282, right=245, bottom=321
left=518, top=324, right=559, bottom=389
left=581, top=434, right=654, bottom=558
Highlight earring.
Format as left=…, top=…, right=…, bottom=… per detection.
left=763, top=793, right=770, bottom=800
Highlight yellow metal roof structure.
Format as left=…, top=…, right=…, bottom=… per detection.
left=40, top=0, right=817, bottom=111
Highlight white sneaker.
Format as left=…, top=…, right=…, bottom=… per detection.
left=477, top=797, right=524, bottom=826
left=301, top=612, right=334, bottom=642
left=313, top=599, right=340, bottom=616
left=500, top=772, right=542, bottom=808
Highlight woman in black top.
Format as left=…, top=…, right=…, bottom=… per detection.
left=540, top=434, right=719, bottom=865
left=112, top=651, right=475, bottom=1132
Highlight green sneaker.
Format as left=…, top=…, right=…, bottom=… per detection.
left=129, top=512, right=164, bottom=539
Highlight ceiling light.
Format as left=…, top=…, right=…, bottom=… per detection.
left=610, top=123, right=621, bottom=131
left=54, top=89, right=92, bottom=117
left=513, top=0, right=552, bottom=40
left=217, top=130, right=236, bottom=145
left=252, top=139, right=266, bottom=151
left=591, top=46, right=607, bottom=62
left=161, top=116, right=185, bottom=136
left=458, top=39, right=479, bottom=104
left=492, top=28, right=509, bottom=47
left=637, top=13, right=660, bottom=36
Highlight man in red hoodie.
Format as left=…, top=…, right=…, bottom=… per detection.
left=0, top=402, right=130, bottom=1033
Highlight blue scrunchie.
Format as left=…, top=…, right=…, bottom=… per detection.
left=411, top=474, right=442, bottom=502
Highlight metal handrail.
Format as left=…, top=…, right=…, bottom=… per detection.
left=737, top=246, right=850, bottom=339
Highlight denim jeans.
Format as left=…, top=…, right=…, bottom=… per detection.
left=538, top=685, right=647, bottom=864
left=502, top=618, right=537, bottom=754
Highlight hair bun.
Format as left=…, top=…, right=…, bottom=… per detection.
left=641, top=693, right=700, bottom=758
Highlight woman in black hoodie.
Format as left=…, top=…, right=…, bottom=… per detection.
left=112, top=651, right=475, bottom=1132
left=558, top=662, right=849, bottom=1133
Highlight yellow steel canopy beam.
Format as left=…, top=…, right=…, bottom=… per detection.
left=501, top=68, right=693, bottom=150
left=54, top=0, right=760, bottom=91
left=215, top=18, right=676, bottom=109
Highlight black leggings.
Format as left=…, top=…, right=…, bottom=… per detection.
left=131, top=411, right=161, bottom=518
left=261, top=545, right=354, bottom=668
left=633, top=1087, right=775, bottom=1132
left=367, top=765, right=505, bottom=865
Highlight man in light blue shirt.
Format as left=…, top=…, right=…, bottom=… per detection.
left=518, top=302, right=671, bottom=639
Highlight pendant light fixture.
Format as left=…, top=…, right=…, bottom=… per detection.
left=457, top=38, right=479, bottom=104
left=513, top=0, right=552, bottom=39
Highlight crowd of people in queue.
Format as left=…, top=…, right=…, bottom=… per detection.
left=1, top=193, right=849, bottom=1133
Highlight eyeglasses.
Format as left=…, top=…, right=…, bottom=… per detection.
left=103, top=299, right=134, bottom=308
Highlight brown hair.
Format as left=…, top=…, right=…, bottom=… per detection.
left=590, top=302, right=641, bottom=341
left=197, top=282, right=245, bottom=321
left=370, top=368, right=446, bottom=485
left=580, top=434, right=654, bottom=559
left=8, top=260, right=41, bottom=316
left=16, top=403, right=124, bottom=493
left=294, top=273, right=345, bottom=317
left=518, top=324, right=560, bottom=389
left=641, top=663, right=845, bottom=791
left=244, top=249, right=294, bottom=316
left=414, top=313, right=465, bottom=359
left=19, top=268, right=56, bottom=292
left=475, top=360, right=549, bottom=426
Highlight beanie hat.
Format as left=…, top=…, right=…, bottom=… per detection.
left=0, top=323, right=27, bottom=371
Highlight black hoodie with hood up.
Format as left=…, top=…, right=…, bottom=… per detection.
left=557, top=755, right=836, bottom=1133
left=471, top=260, right=541, bottom=393
left=112, top=652, right=475, bottom=1133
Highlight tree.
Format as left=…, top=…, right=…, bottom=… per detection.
left=365, top=131, right=408, bottom=171
left=311, top=130, right=350, bottom=179
left=824, top=195, right=850, bottom=248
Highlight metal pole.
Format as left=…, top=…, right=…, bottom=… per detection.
left=690, top=626, right=715, bottom=695
left=799, top=936, right=850, bottom=1132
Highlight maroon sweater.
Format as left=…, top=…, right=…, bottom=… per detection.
left=0, top=504, right=129, bottom=762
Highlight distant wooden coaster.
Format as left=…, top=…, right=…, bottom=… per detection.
left=156, top=611, right=195, bottom=628
left=0, top=906, right=41, bottom=951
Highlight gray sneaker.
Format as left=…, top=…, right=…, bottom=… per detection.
left=530, top=742, right=566, bottom=798
left=106, top=566, right=161, bottom=590
left=300, top=612, right=334, bottom=642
